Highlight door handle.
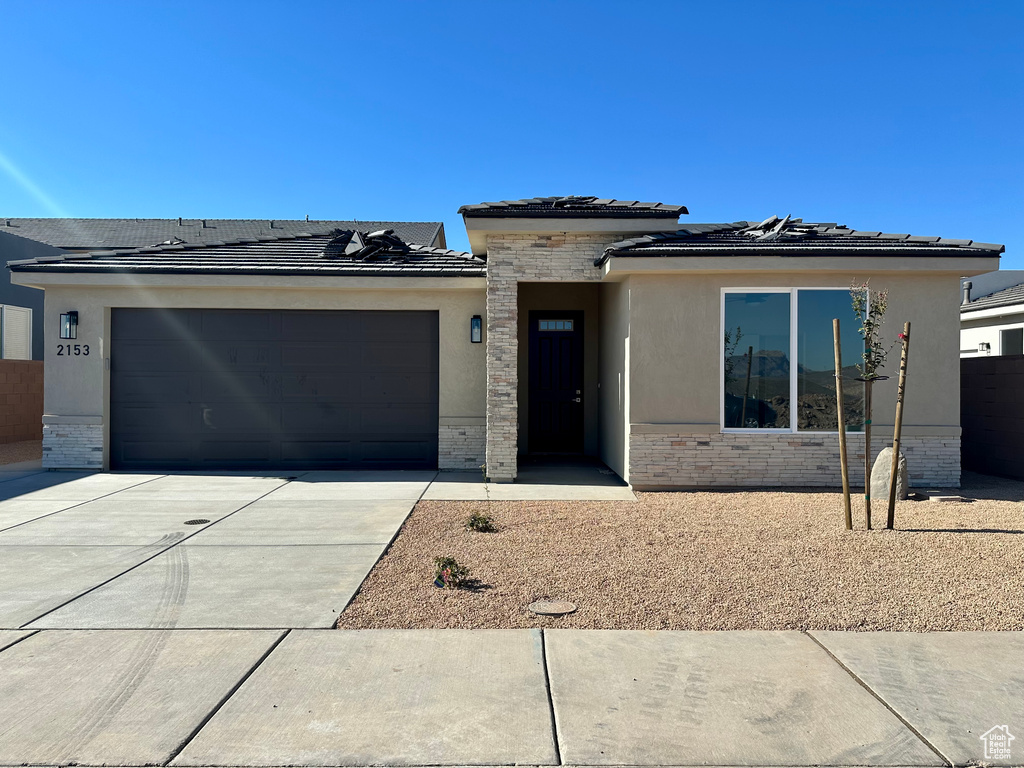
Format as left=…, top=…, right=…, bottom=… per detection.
left=574, top=397, right=581, bottom=403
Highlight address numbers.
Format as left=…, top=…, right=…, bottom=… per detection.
left=56, top=344, right=90, bottom=356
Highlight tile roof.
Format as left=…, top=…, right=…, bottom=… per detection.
left=8, top=229, right=484, bottom=277
left=961, top=281, right=1024, bottom=313
left=598, top=216, right=1005, bottom=265
left=458, top=196, right=687, bottom=218
left=0, top=217, right=443, bottom=250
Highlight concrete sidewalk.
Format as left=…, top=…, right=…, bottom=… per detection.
left=0, top=628, right=1019, bottom=767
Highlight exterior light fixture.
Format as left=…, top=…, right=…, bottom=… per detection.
left=59, top=311, right=78, bottom=339
left=471, top=315, right=482, bottom=343
left=978, top=342, right=991, bottom=354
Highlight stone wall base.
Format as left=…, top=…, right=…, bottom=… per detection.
left=438, top=424, right=486, bottom=471
left=42, top=422, right=103, bottom=470
left=629, top=430, right=960, bottom=489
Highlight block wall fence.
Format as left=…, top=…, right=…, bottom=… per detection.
left=0, top=359, right=42, bottom=444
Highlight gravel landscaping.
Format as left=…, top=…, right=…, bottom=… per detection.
left=337, top=472, right=1024, bottom=631
left=0, top=440, right=42, bottom=466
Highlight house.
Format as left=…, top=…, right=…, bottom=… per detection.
left=0, top=217, right=447, bottom=360
left=960, top=271, right=1024, bottom=481
left=960, top=270, right=1024, bottom=357
left=8, top=198, right=1003, bottom=488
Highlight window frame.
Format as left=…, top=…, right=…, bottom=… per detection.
left=719, top=286, right=866, bottom=435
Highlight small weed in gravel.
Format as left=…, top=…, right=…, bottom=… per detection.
left=433, top=556, right=471, bottom=589
left=465, top=511, right=497, bottom=533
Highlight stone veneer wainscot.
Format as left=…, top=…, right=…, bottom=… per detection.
left=628, top=429, right=960, bottom=489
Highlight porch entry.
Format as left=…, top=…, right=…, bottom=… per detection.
left=528, top=310, right=584, bottom=453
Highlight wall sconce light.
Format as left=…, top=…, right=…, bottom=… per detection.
left=59, top=311, right=78, bottom=339
left=978, top=342, right=991, bottom=354
left=470, top=315, right=482, bottom=343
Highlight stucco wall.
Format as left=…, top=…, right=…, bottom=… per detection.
left=625, top=271, right=964, bottom=486
left=627, top=271, right=963, bottom=430
left=598, top=279, right=630, bottom=480
left=36, top=280, right=485, bottom=469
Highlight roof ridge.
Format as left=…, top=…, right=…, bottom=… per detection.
left=459, top=196, right=687, bottom=217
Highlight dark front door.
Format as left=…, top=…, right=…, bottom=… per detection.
left=528, top=311, right=584, bottom=453
left=110, top=308, right=439, bottom=471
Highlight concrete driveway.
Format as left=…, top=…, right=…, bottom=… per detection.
left=0, top=470, right=433, bottom=629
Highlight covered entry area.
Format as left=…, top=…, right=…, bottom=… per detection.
left=109, top=308, right=439, bottom=471
left=517, top=283, right=602, bottom=459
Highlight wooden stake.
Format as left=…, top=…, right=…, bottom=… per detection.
left=833, top=319, right=852, bottom=530
left=886, top=322, right=911, bottom=530
left=741, top=345, right=753, bottom=428
left=864, top=379, right=873, bottom=530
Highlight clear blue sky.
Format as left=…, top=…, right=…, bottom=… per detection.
left=1, top=1, right=1021, bottom=266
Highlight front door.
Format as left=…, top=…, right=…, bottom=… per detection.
left=528, top=311, right=584, bottom=453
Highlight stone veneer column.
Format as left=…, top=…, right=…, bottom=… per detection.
left=42, top=415, right=104, bottom=469
left=485, top=276, right=518, bottom=482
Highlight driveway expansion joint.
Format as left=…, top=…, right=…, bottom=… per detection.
left=164, top=629, right=291, bottom=766
left=15, top=477, right=292, bottom=628
left=539, top=629, right=564, bottom=766
left=0, top=473, right=169, bottom=534
left=803, top=630, right=953, bottom=767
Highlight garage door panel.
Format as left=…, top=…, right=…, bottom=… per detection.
left=199, top=310, right=276, bottom=339
left=359, top=312, right=436, bottom=342
left=201, top=340, right=277, bottom=369
left=280, top=403, right=358, bottom=433
left=113, top=308, right=197, bottom=339
left=114, top=372, right=193, bottom=402
left=360, top=373, right=437, bottom=403
left=279, top=311, right=358, bottom=339
left=115, top=439, right=195, bottom=465
left=280, top=441, right=353, bottom=462
left=199, top=440, right=273, bottom=462
left=114, top=341, right=193, bottom=372
left=116, top=404, right=197, bottom=433
left=357, top=405, right=437, bottom=432
left=111, top=309, right=438, bottom=470
left=280, top=342, right=362, bottom=370
left=199, top=402, right=282, bottom=433
left=281, top=374, right=360, bottom=401
left=359, top=440, right=435, bottom=462
left=199, top=372, right=278, bottom=401
left=361, top=342, right=435, bottom=369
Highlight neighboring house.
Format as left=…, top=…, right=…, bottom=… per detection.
left=8, top=198, right=1002, bottom=488
left=960, top=270, right=1024, bottom=357
left=0, top=217, right=446, bottom=360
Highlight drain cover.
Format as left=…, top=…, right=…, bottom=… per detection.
left=184, top=519, right=211, bottom=526
left=528, top=600, right=577, bottom=617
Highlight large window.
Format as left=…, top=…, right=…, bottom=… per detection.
left=722, top=289, right=865, bottom=432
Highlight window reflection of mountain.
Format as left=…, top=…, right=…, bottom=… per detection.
left=725, top=349, right=865, bottom=431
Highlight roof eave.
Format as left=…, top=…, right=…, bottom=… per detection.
left=597, top=246, right=1004, bottom=266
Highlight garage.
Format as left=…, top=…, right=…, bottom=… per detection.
left=110, top=308, right=439, bottom=471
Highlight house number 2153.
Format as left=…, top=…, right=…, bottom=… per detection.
left=56, top=344, right=90, bottom=356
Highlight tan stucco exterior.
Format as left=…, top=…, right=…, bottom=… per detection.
left=626, top=270, right=968, bottom=433
left=14, top=273, right=485, bottom=469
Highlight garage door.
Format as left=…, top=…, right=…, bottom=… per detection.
left=110, top=309, right=439, bottom=471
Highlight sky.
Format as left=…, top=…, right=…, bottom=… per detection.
left=0, top=1, right=1021, bottom=266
